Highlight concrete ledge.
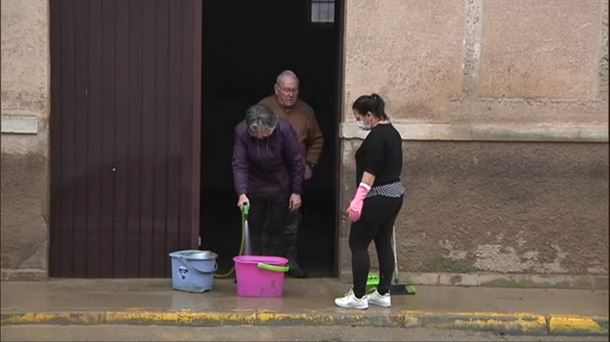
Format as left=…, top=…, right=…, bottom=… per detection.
left=1, top=311, right=607, bottom=336
left=104, top=311, right=258, bottom=327
left=548, top=315, right=610, bottom=336
left=403, top=310, right=548, bottom=335
left=1, top=269, right=47, bottom=281
left=1, top=115, right=39, bottom=134
left=255, top=312, right=404, bottom=327
left=339, top=271, right=609, bottom=290
left=340, top=122, right=609, bottom=142
left=407, top=272, right=609, bottom=290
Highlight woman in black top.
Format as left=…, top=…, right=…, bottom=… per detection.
left=335, top=94, right=406, bottom=310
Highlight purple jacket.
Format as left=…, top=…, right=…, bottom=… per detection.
left=232, top=118, right=303, bottom=200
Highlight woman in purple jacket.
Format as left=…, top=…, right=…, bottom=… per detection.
left=232, top=104, right=304, bottom=256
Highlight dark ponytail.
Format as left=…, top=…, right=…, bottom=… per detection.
left=352, top=93, right=389, bottom=120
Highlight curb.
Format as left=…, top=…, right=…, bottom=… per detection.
left=1, top=311, right=608, bottom=336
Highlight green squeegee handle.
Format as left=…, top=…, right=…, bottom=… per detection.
left=257, top=262, right=289, bottom=272
left=242, top=203, right=249, bottom=218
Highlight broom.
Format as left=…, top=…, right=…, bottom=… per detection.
left=389, top=225, right=416, bottom=295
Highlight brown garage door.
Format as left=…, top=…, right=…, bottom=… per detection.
left=49, top=0, right=202, bottom=277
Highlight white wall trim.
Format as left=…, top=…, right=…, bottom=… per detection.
left=340, top=122, right=609, bottom=142
left=1, top=115, right=39, bottom=135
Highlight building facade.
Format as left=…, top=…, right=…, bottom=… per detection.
left=1, top=0, right=608, bottom=288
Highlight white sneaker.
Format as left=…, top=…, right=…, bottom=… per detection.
left=365, top=289, right=391, bottom=307
left=334, top=289, right=368, bottom=309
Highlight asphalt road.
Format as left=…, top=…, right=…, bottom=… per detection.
left=2, top=325, right=608, bottom=341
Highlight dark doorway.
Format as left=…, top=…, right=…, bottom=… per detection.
left=200, top=0, right=341, bottom=277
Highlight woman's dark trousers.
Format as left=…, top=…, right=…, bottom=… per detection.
left=248, top=198, right=289, bottom=256
left=349, top=195, right=404, bottom=298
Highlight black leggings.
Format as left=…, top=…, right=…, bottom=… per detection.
left=247, top=197, right=289, bottom=256
left=349, top=195, right=404, bottom=298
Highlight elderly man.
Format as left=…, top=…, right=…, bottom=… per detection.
left=258, top=70, right=324, bottom=278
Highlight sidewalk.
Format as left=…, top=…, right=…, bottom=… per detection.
left=1, top=278, right=608, bottom=336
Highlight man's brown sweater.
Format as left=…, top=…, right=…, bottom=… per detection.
left=259, top=96, right=324, bottom=166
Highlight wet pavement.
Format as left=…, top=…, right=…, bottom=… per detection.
left=1, top=278, right=608, bottom=336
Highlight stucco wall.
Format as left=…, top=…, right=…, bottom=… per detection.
left=1, top=0, right=50, bottom=280
left=1, top=0, right=608, bottom=287
left=344, top=0, right=607, bottom=124
left=339, top=140, right=609, bottom=287
left=340, top=0, right=609, bottom=287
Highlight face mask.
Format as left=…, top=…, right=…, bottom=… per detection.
left=357, top=120, right=372, bottom=131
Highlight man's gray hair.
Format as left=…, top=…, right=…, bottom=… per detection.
left=276, top=70, right=299, bottom=86
left=245, top=104, right=278, bottom=134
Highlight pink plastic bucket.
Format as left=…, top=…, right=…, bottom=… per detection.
left=233, top=255, right=289, bottom=297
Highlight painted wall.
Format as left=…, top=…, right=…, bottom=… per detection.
left=343, top=0, right=607, bottom=124
left=340, top=0, right=609, bottom=288
left=1, top=0, right=608, bottom=287
left=1, top=0, right=50, bottom=280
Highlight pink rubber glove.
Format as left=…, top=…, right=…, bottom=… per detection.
left=347, top=183, right=371, bottom=222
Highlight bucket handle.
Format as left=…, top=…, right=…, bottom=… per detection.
left=179, top=257, right=218, bottom=274
left=257, top=262, right=289, bottom=273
